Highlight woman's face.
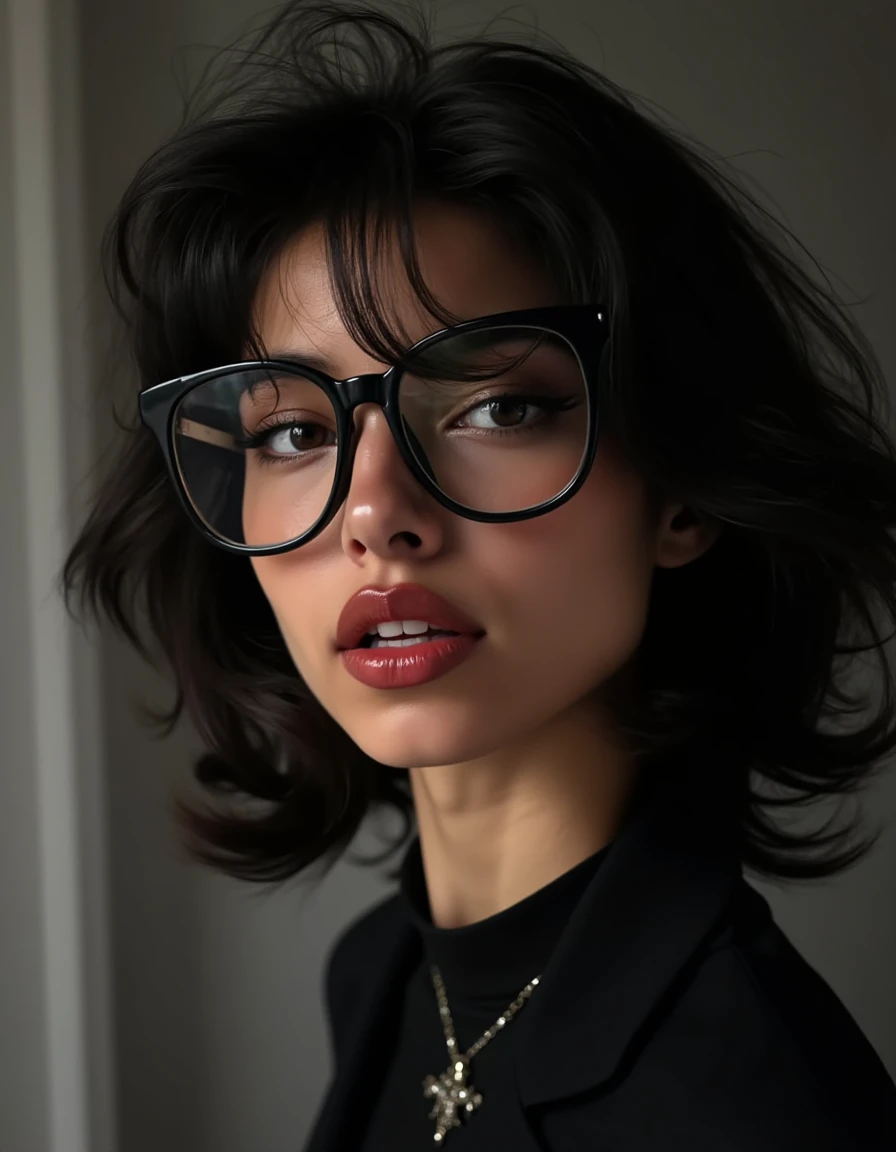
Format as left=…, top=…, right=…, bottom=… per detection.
left=249, top=202, right=714, bottom=770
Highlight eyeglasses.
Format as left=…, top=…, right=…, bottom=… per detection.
left=139, top=305, right=607, bottom=556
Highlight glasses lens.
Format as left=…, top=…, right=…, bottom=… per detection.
left=397, top=325, right=590, bottom=513
left=173, top=367, right=338, bottom=548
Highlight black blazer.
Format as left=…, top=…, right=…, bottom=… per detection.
left=303, top=786, right=896, bottom=1150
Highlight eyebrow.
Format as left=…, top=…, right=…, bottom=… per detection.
left=262, top=349, right=337, bottom=374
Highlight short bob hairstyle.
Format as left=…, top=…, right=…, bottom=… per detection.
left=64, top=0, right=896, bottom=887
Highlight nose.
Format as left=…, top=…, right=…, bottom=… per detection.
left=329, top=377, right=437, bottom=539
left=338, top=401, right=445, bottom=558
left=336, top=389, right=442, bottom=527
left=344, top=400, right=418, bottom=496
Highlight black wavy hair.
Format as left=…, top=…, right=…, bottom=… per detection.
left=63, top=0, right=896, bottom=888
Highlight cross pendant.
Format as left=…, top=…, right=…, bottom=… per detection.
left=422, top=1054, right=483, bottom=1144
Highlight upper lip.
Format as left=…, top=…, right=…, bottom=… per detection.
left=336, top=584, right=486, bottom=651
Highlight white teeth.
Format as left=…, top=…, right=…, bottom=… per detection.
left=362, top=619, right=462, bottom=649
left=368, top=619, right=434, bottom=639
left=371, top=635, right=442, bottom=649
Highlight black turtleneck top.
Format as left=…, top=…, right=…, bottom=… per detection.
left=358, top=836, right=611, bottom=1150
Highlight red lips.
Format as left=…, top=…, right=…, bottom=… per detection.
left=336, top=584, right=485, bottom=651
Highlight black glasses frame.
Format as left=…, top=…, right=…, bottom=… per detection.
left=139, top=304, right=608, bottom=557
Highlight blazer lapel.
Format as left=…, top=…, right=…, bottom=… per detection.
left=511, top=775, right=743, bottom=1110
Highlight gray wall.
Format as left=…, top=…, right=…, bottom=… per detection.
left=23, top=1, right=896, bottom=1150
left=2, top=0, right=114, bottom=1148
left=0, top=0, right=48, bottom=1147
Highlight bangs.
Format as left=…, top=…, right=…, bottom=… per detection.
left=125, top=118, right=591, bottom=389
left=110, top=11, right=625, bottom=391
left=247, top=196, right=472, bottom=374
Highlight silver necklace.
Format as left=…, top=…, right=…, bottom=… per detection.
left=422, top=963, right=542, bottom=1144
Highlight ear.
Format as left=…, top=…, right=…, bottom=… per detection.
left=653, top=502, right=722, bottom=569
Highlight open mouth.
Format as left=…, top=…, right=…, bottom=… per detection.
left=358, top=628, right=461, bottom=649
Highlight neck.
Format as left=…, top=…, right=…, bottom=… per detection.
left=407, top=702, right=637, bottom=929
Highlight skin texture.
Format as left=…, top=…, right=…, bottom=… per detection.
left=250, top=202, right=720, bottom=928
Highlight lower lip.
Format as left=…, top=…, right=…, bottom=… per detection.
left=340, top=634, right=483, bottom=689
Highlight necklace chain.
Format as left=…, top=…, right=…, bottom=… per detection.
left=422, top=963, right=542, bottom=1144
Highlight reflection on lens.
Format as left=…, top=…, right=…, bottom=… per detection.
left=171, top=327, right=589, bottom=549
left=173, top=367, right=339, bottom=548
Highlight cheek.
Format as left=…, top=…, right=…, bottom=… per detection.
left=242, top=461, right=337, bottom=549
left=491, top=460, right=655, bottom=666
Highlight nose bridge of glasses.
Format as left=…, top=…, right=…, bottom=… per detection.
left=336, top=372, right=402, bottom=455
left=336, top=372, right=390, bottom=414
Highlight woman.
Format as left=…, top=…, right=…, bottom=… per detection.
left=64, top=2, right=896, bottom=1148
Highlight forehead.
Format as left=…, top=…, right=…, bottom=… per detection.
left=251, top=202, right=557, bottom=362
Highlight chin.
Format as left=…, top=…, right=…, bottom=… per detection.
left=338, top=707, right=501, bottom=771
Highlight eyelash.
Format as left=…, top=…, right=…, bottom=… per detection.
left=238, top=392, right=581, bottom=465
